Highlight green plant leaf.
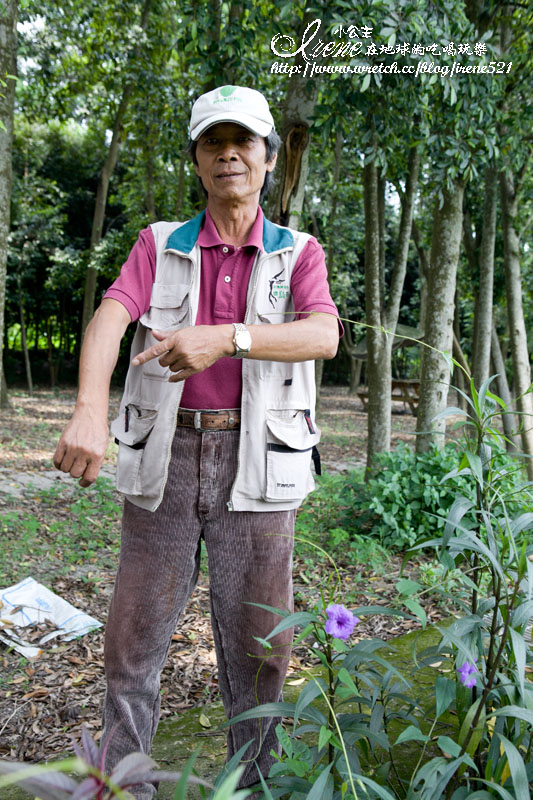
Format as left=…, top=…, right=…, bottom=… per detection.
left=352, top=774, right=397, bottom=799
left=171, top=748, right=200, bottom=800
left=211, top=766, right=250, bottom=800
left=318, top=725, right=332, bottom=752
left=497, top=734, right=530, bottom=800
left=294, top=678, right=327, bottom=726
left=396, top=578, right=422, bottom=596
left=393, top=725, right=429, bottom=745
left=225, top=701, right=327, bottom=728
left=336, top=667, right=360, bottom=697
left=256, top=769, right=275, bottom=799
left=511, top=598, right=533, bottom=628
left=350, top=605, right=415, bottom=619
left=458, top=696, right=486, bottom=758
left=264, top=612, right=318, bottom=641
left=305, top=762, right=333, bottom=800
left=244, top=601, right=290, bottom=618
left=403, top=598, right=427, bottom=628
left=435, top=675, right=456, bottom=718
left=253, top=636, right=272, bottom=651
left=489, top=706, right=533, bottom=726
left=437, top=736, right=461, bottom=757
left=465, top=452, right=483, bottom=486
left=509, top=628, right=526, bottom=698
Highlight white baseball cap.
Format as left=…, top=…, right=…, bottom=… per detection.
left=189, top=85, right=275, bottom=141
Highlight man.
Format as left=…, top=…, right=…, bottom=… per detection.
left=54, top=85, right=339, bottom=798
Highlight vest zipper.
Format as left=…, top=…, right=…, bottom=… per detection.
left=154, top=250, right=198, bottom=512
left=227, top=250, right=266, bottom=511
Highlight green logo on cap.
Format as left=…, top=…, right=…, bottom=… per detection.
left=219, top=86, right=237, bottom=97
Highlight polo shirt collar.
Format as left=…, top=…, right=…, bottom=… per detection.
left=164, top=206, right=295, bottom=254
left=197, top=207, right=264, bottom=251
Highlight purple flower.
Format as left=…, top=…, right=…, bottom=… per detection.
left=325, top=604, right=360, bottom=640
left=457, top=659, right=478, bottom=688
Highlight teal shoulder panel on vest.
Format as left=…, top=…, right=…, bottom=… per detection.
left=262, top=217, right=294, bottom=253
left=165, top=211, right=205, bottom=253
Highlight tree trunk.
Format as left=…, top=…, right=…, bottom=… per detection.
left=364, top=155, right=390, bottom=469
left=17, top=274, right=32, bottom=395
left=500, top=168, right=533, bottom=478
left=416, top=181, right=464, bottom=452
left=175, top=150, right=186, bottom=219
left=314, top=358, right=324, bottom=410
left=491, top=323, right=519, bottom=452
left=266, top=14, right=318, bottom=229
left=145, top=118, right=157, bottom=223
left=365, top=145, right=419, bottom=469
left=412, top=219, right=429, bottom=336
left=0, top=0, right=17, bottom=408
left=46, top=317, right=55, bottom=389
left=80, top=0, right=154, bottom=341
left=349, top=358, right=362, bottom=394
left=452, top=291, right=467, bottom=410
left=472, top=166, right=498, bottom=389
left=316, top=130, right=343, bottom=400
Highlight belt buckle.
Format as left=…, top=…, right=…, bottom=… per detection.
left=193, top=411, right=206, bottom=432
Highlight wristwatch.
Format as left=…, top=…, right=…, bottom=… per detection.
left=231, top=323, right=252, bottom=359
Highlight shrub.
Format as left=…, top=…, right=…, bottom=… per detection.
left=340, top=442, right=530, bottom=550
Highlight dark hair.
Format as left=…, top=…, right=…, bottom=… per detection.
left=187, top=129, right=282, bottom=202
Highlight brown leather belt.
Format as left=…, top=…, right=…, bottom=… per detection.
left=176, top=408, right=241, bottom=432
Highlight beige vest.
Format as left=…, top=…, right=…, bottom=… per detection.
left=110, top=211, right=320, bottom=512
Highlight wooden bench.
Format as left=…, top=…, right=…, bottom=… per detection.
left=357, top=379, right=420, bottom=415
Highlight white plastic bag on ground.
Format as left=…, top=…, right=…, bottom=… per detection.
left=0, top=576, right=102, bottom=658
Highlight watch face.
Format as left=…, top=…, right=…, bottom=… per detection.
left=236, top=330, right=252, bottom=352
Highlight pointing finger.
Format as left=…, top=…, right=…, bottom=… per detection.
left=132, top=341, right=170, bottom=366
left=132, top=330, right=173, bottom=366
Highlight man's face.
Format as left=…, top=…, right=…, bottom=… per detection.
left=194, top=122, right=277, bottom=204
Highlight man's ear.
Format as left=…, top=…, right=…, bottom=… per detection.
left=266, top=152, right=278, bottom=173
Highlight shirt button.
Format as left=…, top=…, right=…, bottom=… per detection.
left=224, top=275, right=231, bottom=283
left=222, top=246, right=229, bottom=253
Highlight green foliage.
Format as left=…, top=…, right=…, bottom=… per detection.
left=0, top=724, right=249, bottom=799
left=342, top=442, right=530, bottom=550
left=295, top=473, right=390, bottom=575
left=226, top=379, right=533, bottom=799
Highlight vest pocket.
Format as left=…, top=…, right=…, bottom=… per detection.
left=264, top=409, right=320, bottom=501
left=147, top=282, right=190, bottom=329
left=111, top=405, right=158, bottom=496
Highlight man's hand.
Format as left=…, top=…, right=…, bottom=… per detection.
left=132, top=325, right=234, bottom=382
left=53, top=409, right=110, bottom=487
left=52, top=299, right=130, bottom=487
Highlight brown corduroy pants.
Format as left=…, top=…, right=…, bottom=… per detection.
left=102, top=426, right=295, bottom=798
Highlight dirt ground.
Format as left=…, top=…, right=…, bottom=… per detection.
left=0, top=385, right=429, bottom=763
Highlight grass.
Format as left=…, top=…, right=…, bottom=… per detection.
left=0, top=478, right=122, bottom=586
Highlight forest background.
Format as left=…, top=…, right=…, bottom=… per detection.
left=0, top=0, right=532, bottom=472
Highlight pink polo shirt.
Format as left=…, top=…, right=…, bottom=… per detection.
left=104, top=207, right=339, bottom=410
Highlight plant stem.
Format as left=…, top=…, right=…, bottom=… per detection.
left=326, top=639, right=335, bottom=765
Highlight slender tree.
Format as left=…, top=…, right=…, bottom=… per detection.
left=80, top=0, right=155, bottom=340
left=472, top=167, right=498, bottom=389
left=0, top=0, right=17, bottom=407
left=416, top=181, right=465, bottom=451
left=365, top=141, right=420, bottom=466
left=500, top=165, right=533, bottom=478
